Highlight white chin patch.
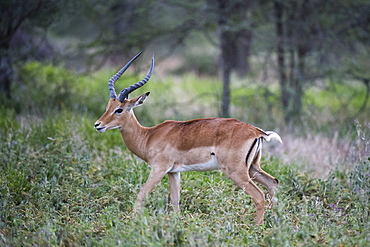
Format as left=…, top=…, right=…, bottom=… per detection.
left=96, top=127, right=106, bottom=133
left=96, top=126, right=120, bottom=133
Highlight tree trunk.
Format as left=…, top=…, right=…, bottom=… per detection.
left=233, top=0, right=252, bottom=78
left=292, top=46, right=306, bottom=120
left=221, top=56, right=231, bottom=118
left=0, top=49, right=13, bottom=99
left=216, top=0, right=253, bottom=117
left=219, top=30, right=233, bottom=118
left=217, top=0, right=233, bottom=118
left=274, top=0, right=290, bottom=123
left=235, top=29, right=252, bottom=77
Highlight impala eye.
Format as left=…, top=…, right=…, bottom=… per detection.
left=114, top=108, right=123, bottom=114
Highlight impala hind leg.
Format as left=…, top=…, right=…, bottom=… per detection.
left=224, top=169, right=266, bottom=225
left=134, top=168, right=168, bottom=213
left=250, top=151, right=279, bottom=207
left=168, top=172, right=181, bottom=212
left=249, top=166, right=278, bottom=208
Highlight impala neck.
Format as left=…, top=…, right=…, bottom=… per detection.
left=119, top=111, right=148, bottom=160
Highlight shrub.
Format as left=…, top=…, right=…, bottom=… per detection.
left=15, top=62, right=76, bottom=111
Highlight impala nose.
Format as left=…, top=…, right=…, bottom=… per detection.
left=94, top=122, right=106, bottom=132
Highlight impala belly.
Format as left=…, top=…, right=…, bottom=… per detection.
left=170, top=152, right=220, bottom=172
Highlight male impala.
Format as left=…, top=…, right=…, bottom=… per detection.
left=94, top=51, right=282, bottom=225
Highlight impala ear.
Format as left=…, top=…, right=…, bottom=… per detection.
left=128, top=92, right=150, bottom=110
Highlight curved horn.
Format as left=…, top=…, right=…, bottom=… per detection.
left=118, top=52, right=154, bottom=102
left=108, top=50, right=143, bottom=99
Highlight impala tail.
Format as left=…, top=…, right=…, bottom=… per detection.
left=263, top=131, right=283, bottom=143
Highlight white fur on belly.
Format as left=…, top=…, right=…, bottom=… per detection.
left=170, top=155, right=220, bottom=172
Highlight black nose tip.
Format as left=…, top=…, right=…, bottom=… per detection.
left=94, top=123, right=100, bottom=127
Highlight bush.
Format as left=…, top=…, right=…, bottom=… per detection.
left=15, top=62, right=76, bottom=111
left=13, top=62, right=154, bottom=118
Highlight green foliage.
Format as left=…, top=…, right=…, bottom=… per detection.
left=232, top=82, right=282, bottom=127
left=2, top=62, right=369, bottom=245
left=174, top=51, right=218, bottom=76
left=271, top=159, right=370, bottom=245
left=12, top=61, right=368, bottom=131
left=14, top=62, right=135, bottom=117
left=15, top=62, right=77, bottom=111
left=1, top=103, right=369, bottom=245
left=305, top=80, right=366, bottom=117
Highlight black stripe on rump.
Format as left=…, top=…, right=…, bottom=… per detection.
left=246, top=138, right=257, bottom=165
left=245, top=138, right=262, bottom=166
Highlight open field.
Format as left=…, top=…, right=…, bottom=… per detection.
left=1, top=62, right=369, bottom=246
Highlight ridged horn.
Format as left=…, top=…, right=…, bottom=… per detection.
left=118, top=52, right=154, bottom=102
left=108, top=50, right=144, bottom=99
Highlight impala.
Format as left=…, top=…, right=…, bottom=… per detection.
left=94, top=51, right=282, bottom=225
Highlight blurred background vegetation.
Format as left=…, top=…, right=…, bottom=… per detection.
left=1, top=0, right=369, bottom=124
left=0, top=0, right=370, bottom=245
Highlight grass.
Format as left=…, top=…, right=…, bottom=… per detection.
left=0, top=62, right=369, bottom=246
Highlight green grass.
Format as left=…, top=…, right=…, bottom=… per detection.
left=0, top=109, right=369, bottom=246
left=0, top=62, right=369, bottom=246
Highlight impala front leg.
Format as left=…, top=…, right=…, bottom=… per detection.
left=168, top=172, right=181, bottom=212
left=134, top=167, right=168, bottom=213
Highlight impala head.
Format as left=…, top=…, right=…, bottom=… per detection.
left=94, top=51, right=154, bottom=133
